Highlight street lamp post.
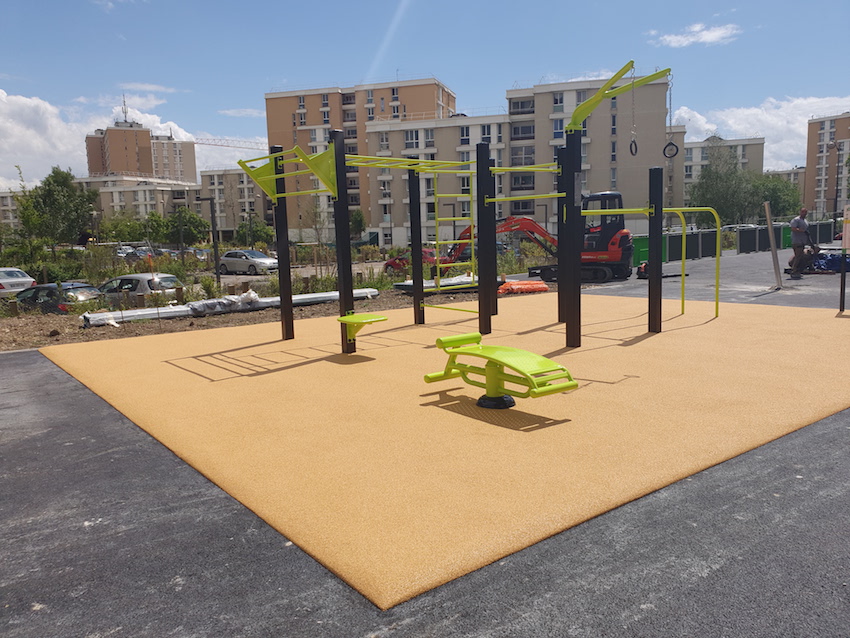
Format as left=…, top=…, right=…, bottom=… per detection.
left=197, top=196, right=220, bottom=287
left=827, top=140, right=841, bottom=224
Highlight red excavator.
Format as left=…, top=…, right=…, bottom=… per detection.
left=449, top=191, right=633, bottom=283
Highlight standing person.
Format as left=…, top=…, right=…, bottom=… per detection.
left=789, top=207, right=810, bottom=279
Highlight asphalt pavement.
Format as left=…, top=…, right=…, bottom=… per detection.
left=2, top=248, right=849, bottom=637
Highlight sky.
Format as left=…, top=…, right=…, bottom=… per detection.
left=2, top=0, right=849, bottom=189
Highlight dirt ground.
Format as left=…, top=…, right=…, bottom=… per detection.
left=0, top=287, right=518, bottom=352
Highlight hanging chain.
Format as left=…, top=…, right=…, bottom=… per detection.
left=667, top=72, right=674, bottom=137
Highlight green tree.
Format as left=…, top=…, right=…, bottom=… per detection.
left=98, top=209, right=145, bottom=243
left=11, top=166, right=48, bottom=262
left=143, top=212, right=168, bottom=244
left=687, top=137, right=758, bottom=226
left=30, top=166, right=98, bottom=247
left=349, top=208, right=366, bottom=239
left=750, top=174, right=801, bottom=220
left=165, top=206, right=210, bottom=246
left=234, top=217, right=274, bottom=247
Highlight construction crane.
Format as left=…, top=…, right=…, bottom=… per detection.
left=194, top=138, right=268, bottom=151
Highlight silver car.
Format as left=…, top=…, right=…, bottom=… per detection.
left=0, top=268, right=37, bottom=298
left=219, top=250, right=278, bottom=275
left=98, top=273, right=184, bottom=305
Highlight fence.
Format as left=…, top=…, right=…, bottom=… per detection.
left=632, top=221, right=837, bottom=265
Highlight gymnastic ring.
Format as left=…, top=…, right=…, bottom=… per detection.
left=629, top=139, right=638, bottom=156
left=663, top=141, right=679, bottom=158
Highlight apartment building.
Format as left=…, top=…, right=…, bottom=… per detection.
left=682, top=135, right=765, bottom=205
left=86, top=120, right=197, bottom=182
left=199, top=168, right=271, bottom=242
left=804, top=112, right=849, bottom=214
left=765, top=166, right=806, bottom=189
left=364, top=75, right=683, bottom=245
left=1, top=191, right=19, bottom=233
left=264, top=75, right=684, bottom=245
left=265, top=78, right=457, bottom=241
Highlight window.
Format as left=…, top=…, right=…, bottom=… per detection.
left=298, top=96, right=305, bottom=109
left=425, top=128, right=435, bottom=147
left=511, top=123, right=535, bottom=140
left=576, top=90, right=587, bottom=104
left=321, top=94, right=329, bottom=107
left=299, top=112, right=306, bottom=126
left=380, top=97, right=385, bottom=112
left=310, top=129, right=317, bottom=142
left=685, top=165, right=693, bottom=178
left=685, top=148, right=693, bottom=161
left=348, top=193, right=360, bottom=205
left=511, top=200, right=534, bottom=215
left=610, top=168, right=617, bottom=188
left=611, top=114, right=617, bottom=135
left=497, top=124, right=503, bottom=143
left=511, top=173, right=534, bottom=191
left=580, top=119, right=588, bottom=137
left=426, top=202, right=436, bottom=220
left=510, top=145, right=535, bottom=166
left=553, top=92, right=564, bottom=112
left=701, top=148, right=710, bottom=162
left=460, top=176, right=470, bottom=194
left=391, top=87, right=399, bottom=100
left=345, top=144, right=357, bottom=154
left=379, top=132, right=390, bottom=151
left=459, top=151, right=471, bottom=168
left=366, top=90, right=374, bottom=103
left=481, top=124, right=491, bottom=143
left=392, top=105, right=399, bottom=119
left=367, top=107, right=374, bottom=121
left=382, top=204, right=391, bottom=221
left=509, top=99, right=534, bottom=115
left=404, top=130, right=419, bottom=148
left=610, top=96, right=617, bottom=110
left=343, top=111, right=357, bottom=122
left=342, top=93, right=355, bottom=105
left=553, top=119, right=564, bottom=139
left=460, top=126, right=470, bottom=145
left=611, top=141, right=617, bottom=162
left=425, top=178, right=434, bottom=197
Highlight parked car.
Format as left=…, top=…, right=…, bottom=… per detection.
left=0, top=268, right=36, bottom=298
left=15, top=282, right=101, bottom=314
left=219, top=250, right=278, bottom=275
left=383, top=248, right=437, bottom=274
left=98, top=273, right=184, bottom=304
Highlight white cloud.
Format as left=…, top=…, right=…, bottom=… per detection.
left=218, top=109, right=265, bottom=118
left=674, top=95, right=850, bottom=170
left=0, top=90, right=108, bottom=189
left=649, top=23, right=742, bottom=48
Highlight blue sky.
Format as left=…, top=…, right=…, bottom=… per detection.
left=2, top=0, right=849, bottom=188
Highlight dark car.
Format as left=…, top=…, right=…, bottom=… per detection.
left=383, top=248, right=437, bottom=274
left=15, top=282, right=101, bottom=314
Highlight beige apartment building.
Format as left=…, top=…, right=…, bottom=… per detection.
left=198, top=168, right=272, bottom=242
left=265, top=75, right=684, bottom=245
left=804, top=112, right=849, bottom=215
left=265, top=78, right=457, bottom=241
left=86, top=120, right=197, bottom=182
left=682, top=136, right=765, bottom=205
left=765, top=166, right=806, bottom=190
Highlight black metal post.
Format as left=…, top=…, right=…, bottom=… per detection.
left=840, top=248, right=846, bottom=312
left=407, top=169, right=425, bottom=324
left=271, top=145, right=295, bottom=340
left=560, top=133, right=583, bottom=347
left=648, top=167, right=664, bottom=333
left=330, top=130, right=355, bottom=353
left=476, top=143, right=496, bottom=334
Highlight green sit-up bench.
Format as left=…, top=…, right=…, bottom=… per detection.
left=424, top=332, right=578, bottom=409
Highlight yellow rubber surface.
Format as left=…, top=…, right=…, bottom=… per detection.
left=40, top=294, right=850, bottom=609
